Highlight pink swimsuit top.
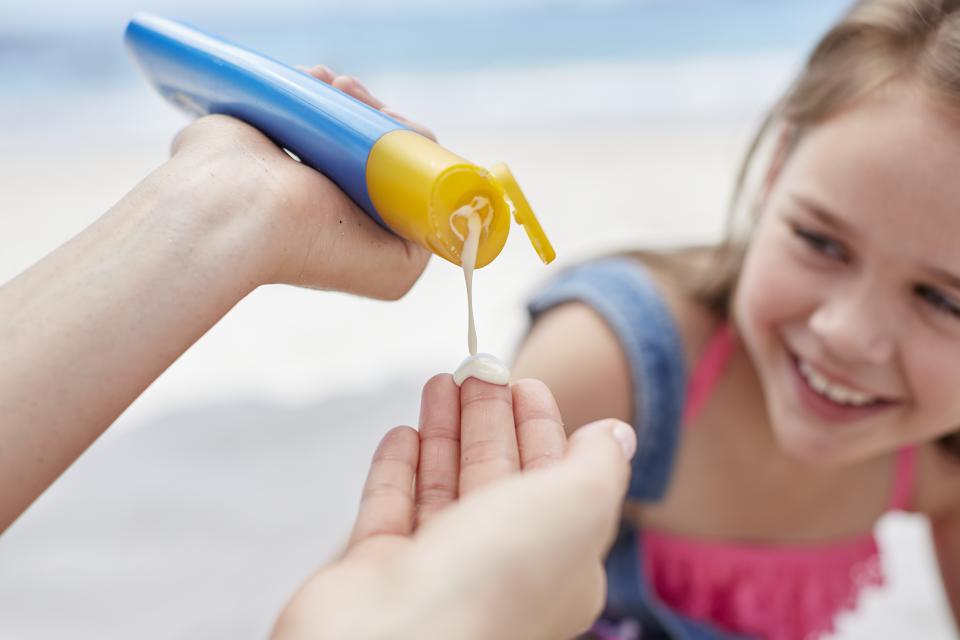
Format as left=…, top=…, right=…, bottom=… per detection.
left=642, top=324, right=917, bottom=640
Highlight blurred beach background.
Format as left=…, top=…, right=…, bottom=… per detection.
left=0, top=0, right=955, bottom=638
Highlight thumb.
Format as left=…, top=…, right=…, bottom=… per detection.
left=560, top=419, right=636, bottom=551
left=569, top=418, right=637, bottom=463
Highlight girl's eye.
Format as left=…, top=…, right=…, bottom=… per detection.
left=915, top=285, right=960, bottom=320
left=792, top=226, right=848, bottom=262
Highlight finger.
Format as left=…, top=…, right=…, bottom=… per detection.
left=458, top=378, right=520, bottom=496
left=511, top=378, right=566, bottom=472
left=415, top=374, right=461, bottom=526
left=299, top=67, right=436, bottom=141
left=408, top=420, right=633, bottom=640
left=348, top=426, right=419, bottom=546
left=332, top=74, right=386, bottom=109
left=304, top=64, right=336, bottom=84
left=381, top=107, right=438, bottom=142
left=560, top=419, right=636, bottom=553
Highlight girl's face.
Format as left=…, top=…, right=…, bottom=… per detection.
left=734, top=89, right=960, bottom=465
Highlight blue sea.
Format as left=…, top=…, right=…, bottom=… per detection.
left=1, top=1, right=853, bottom=132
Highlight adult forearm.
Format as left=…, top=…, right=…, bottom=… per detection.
left=0, top=154, right=274, bottom=530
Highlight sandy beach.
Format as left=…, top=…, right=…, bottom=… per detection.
left=0, top=69, right=956, bottom=638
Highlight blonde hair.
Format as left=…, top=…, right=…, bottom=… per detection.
left=682, top=0, right=960, bottom=315
left=639, top=0, right=960, bottom=457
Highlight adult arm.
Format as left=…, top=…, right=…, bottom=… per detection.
left=0, top=71, right=431, bottom=532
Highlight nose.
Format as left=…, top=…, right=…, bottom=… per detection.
left=808, top=283, right=896, bottom=365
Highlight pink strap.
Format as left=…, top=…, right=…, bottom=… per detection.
left=682, top=323, right=736, bottom=424
left=889, top=445, right=918, bottom=511
left=682, top=323, right=916, bottom=512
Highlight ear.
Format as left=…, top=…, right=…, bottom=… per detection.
left=757, top=124, right=797, bottom=209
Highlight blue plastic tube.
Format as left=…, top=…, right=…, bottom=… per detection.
left=125, top=12, right=404, bottom=227
left=124, top=13, right=554, bottom=268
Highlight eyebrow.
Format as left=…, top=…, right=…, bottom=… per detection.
left=789, top=194, right=858, bottom=237
left=790, top=195, right=960, bottom=292
left=925, top=266, right=960, bottom=294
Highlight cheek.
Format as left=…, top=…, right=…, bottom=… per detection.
left=734, top=226, right=816, bottom=336
left=905, top=348, right=960, bottom=435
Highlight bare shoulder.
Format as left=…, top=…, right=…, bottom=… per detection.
left=512, top=253, right=719, bottom=433
left=512, top=297, right=632, bottom=432
left=914, top=441, right=960, bottom=519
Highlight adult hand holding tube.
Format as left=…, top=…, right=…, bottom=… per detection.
left=126, top=13, right=555, bottom=269
left=0, top=63, right=440, bottom=530
left=167, top=73, right=432, bottom=299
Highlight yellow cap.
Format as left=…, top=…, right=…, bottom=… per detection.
left=489, top=163, right=556, bottom=265
left=366, top=129, right=555, bottom=268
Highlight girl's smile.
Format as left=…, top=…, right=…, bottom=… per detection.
left=733, top=86, right=960, bottom=465
left=787, top=349, right=901, bottom=423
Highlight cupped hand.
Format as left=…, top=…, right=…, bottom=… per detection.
left=167, top=66, right=433, bottom=300
left=272, top=375, right=636, bottom=640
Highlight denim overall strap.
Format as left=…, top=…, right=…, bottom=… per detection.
left=529, top=258, right=749, bottom=639
left=602, top=525, right=741, bottom=639
left=527, top=257, right=687, bottom=500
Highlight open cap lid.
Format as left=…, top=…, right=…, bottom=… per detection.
left=489, top=162, right=556, bottom=264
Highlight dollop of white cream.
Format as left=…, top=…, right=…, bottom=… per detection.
left=453, top=352, right=511, bottom=387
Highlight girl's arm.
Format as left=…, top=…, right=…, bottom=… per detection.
left=932, top=509, right=960, bottom=630
left=512, top=263, right=711, bottom=436
left=512, top=302, right=633, bottom=434
left=513, top=263, right=717, bottom=434
left=0, top=88, right=430, bottom=531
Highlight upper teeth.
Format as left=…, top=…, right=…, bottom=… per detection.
left=798, top=360, right=879, bottom=407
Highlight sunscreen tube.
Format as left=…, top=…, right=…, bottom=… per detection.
left=124, top=13, right=555, bottom=268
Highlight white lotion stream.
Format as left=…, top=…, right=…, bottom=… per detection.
left=449, top=199, right=511, bottom=387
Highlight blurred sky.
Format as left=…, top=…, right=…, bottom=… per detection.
left=1, top=0, right=852, bottom=132
left=0, top=0, right=857, bottom=411
left=2, top=0, right=845, bottom=29
left=3, top=1, right=850, bottom=80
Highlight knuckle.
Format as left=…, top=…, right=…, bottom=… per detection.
left=371, top=446, right=414, bottom=466
left=333, top=74, right=355, bottom=90
left=460, top=437, right=513, bottom=466
left=517, top=407, right=561, bottom=424
left=459, top=380, right=512, bottom=411
left=416, top=483, right=455, bottom=503
left=520, top=450, right=560, bottom=469
left=362, top=480, right=407, bottom=502
left=459, top=392, right=512, bottom=414
left=420, top=428, right=459, bottom=447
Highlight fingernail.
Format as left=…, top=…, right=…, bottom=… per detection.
left=611, top=422, right=636, bottom=460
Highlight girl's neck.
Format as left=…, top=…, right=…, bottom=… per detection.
left=718, top=328, right=880, bottom=479
left=642, top=329, right=896, bottom=542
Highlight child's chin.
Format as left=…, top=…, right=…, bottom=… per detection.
left=770, top=420, right=853, bottom=467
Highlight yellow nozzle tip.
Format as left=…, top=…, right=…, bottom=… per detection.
left=489, top=163, right=556, bottom=264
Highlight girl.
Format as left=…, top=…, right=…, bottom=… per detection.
left=514, top=0, right=960, bottom=638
